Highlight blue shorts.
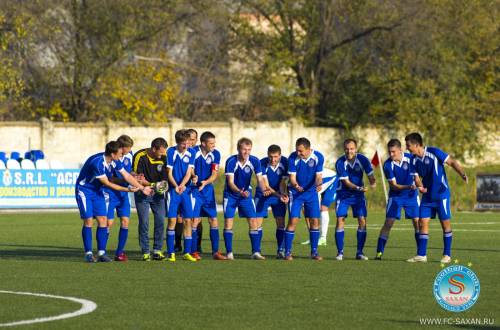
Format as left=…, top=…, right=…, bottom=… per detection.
left=223, top=194, right=256, bottom=219
left=336, top=195, right=367, bottom=218
left=289, top=190, right=320, bottom=219
left=192, top=185, right=217, bottom=218
left=386, top=196, right=419, bottom=220
left=75, top=186, right=107, bottom=219
left=166, top=189, right=194, bottom=219
left=420, top=197, right=451, bottom=221
left=106, top=190, right=131, bottom=220
left=321, top=184, right=337, bottom=208
left=255, top=195, right=286, bottom=218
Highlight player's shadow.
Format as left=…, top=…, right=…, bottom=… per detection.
left=0, top=243, right=82, bottom=262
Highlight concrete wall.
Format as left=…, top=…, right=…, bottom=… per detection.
left=0, top=118, right=498, bottom=167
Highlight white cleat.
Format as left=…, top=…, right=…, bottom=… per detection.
left=441, top=255, right=451, bottom=264
left=356, top=254, right=369, bottom=261
left=300, top=240, right=310, bottom=245
left=406, top=255, right=427, bottom=263
left=318, top=237, right=327, bottom=246
left=251, top=252, right=266, bottom=260
left=335, top=253, right=344, bottom=261
left=226, top=252, right=234, bottom=260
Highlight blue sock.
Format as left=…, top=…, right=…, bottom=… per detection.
left=257, top=227, right=263, bottom=249
left=184, top=236, right=192, bottom=254
left=417, top=233, right=429, bottom=256
left=96, top=227, right=107, bottom=254
left=276, top=228, right=285, bottom=252
left=443, top=231, right=452, bottom=257
left=335, top=229, right=344, bottom=254
left=223, top=229, right=233, bottom=253
left=116, top=227, right=128, bottom=255
left=191, top=228, right=198, bottom=253
left=284, top=230, right=295, bottom=256
left=356, top=229, right=367, bottom=255
left=249, top=230, right=259, bottom=253
left=310, top=229, right=320, bottom=256
left=210, top=227, right=219, bottom=254
left=82, top=226, right=92, bottom=253
left=377, top=235, right=388, bottom=254
left=167, top=229, right=175, bottom=254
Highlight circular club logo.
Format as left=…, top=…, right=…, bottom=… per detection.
left=182, top=156, right=190, bottom=163
left=2, top=171, right=12, bottom=186
left=433, top=265, right=480, bottom=312
left=425, top=158, right=430, bottom=164
left=244, top=166, right=251, bottom=173
left=156, top=165, right=163, bottom=172
left=307, top=159, right=315, bottom=167
left=403, top=163, right=408, bottom=170
left=354, top=164, right=361, bottom=171
left=206, top=156, right=212, bottom=164
left=123, top=158, right=129, bottom=166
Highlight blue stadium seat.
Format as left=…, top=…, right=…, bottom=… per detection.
left=10, top=151, right=21, bottom=161
left=23, top=150, right=45, bottom=162
left=0, top=152, right=6, bottom=163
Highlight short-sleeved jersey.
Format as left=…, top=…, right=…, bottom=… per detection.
left=335, top=153, right=373, bottom=197
left=383, top=153, right=417, bottom=199
left=76, top=152, right=123, bottom=191
left=288, top=150, right=324, bottom=193
left=166, top=146, right=195, bottom=186
left=132, top=148, right=167, bottom=183
left=112, top=152, right=133, bottom=187
left=256, top=156, right=288, bottom=196
left=192, top=145, right=221, bottom=183
left=224, top=155, right=262, bottom=196
left=319, top=168, right=337, bottom=193
left=412, top=146, right=450, bottom=201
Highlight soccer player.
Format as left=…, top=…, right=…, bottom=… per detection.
left=165, top=130, right=197, bottom=262
left=223, top=137, right=266, bottom=260
left=334, top=138, right=376, bottom=261
left=375, top=139, right=425, bottom=260
left=300, top=168, right=338, bottom=246
left=190, top=131, right=227, bottom=260
left=283, top=137, right=324, bottom=261
left=132, top=137, right=169, bottom=261
left=255, top=145, right=289, bottom=259
left=405, top=133, right=468, bottom=263
left=105, top=135, right=135, bottom=261
left=76, top=141, right=151, bottom=262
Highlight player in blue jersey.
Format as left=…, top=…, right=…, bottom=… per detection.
left=165, top=130, right=197, bottom=262
left=105, top=135, right=135, bottom=261
left=375, top=139, right=426, bottom=260
left=255, top=144, right=289, bottom=259
left=191, top=131, right=227, bottom=260
left=405, top=133, right=468, bottom=263
left=300, top=168, right=338, bottom=246
left=223, top=137, right=266, bottom=260
left=283, top=137, right=324, bottom=261
left=76, top=141, right=152, bottom=262
left=334, top=139, right=376, bottom=261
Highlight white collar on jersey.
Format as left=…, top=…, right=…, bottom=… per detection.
left=345, top=154, right=360, bottom=168
left=235, top=157, right=254, bottom=171
left=267, top=157, right=284, bottom=172
left=391, top=155, right=410, bottom=168
left=295, top=150, right=318, bottom=165
left=195, top=146, right=214, bottom=160
left=173, top=148, right=192, bottom=160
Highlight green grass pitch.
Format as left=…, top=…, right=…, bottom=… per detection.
left=0, top=211, right=499, bottom=329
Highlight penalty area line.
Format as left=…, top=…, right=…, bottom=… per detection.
left=0, top=290, right=97, bottom=327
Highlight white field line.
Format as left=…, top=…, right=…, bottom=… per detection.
left=0, top=290, right=97, bottom=327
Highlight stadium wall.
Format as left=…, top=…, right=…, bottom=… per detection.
left=0, top=118, right=498, bottom=167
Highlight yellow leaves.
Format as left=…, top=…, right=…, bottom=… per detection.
left=94, top=58, right=180, bottom=123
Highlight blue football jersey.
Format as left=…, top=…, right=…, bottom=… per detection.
left=77, top=152, right=123, bottom=191
left=383, top=152, right=417, bottom=198
left=112, top=151, right=133, bottom=187
left=224, top=155, right=262, bottom=196
left=319, top=168, right=338, bottom=193
left=193, top=145, right=221, bottom=183
left=412, top=146, right=450, bottom=201
left=335, top=153, right=373, bottom=197
left=288, top=150, right=324, bottom=193
left=256, top=156, right=288, bottom=196
left=166, top=146, right=195, bottom=186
